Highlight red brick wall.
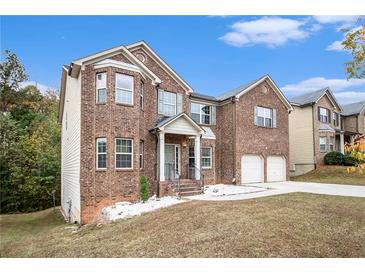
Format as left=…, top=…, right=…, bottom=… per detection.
left=216, top=81, right=290, bottom=184
left=79, top=50, right=190, bottom=224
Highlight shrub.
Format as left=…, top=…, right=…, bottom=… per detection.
left=343, top=154, right=359, bottom=166
left=324, top=151, right=344, bottom=165
left=139, top=176, right=149, bottom=202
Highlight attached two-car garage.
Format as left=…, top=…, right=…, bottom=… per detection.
left=241, top=154, right=286, bottom=184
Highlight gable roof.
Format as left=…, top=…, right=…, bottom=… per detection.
left=126, top=40, right=194, bottom=93
left=290, top=87, right=342, bottom=111
left=216, top=75, right=267, bottom=101
left=216, top=75, right=293, bottom=111
left=152, top=112, right=204, bottom=134
left=341, top=100, right=365, bottom=116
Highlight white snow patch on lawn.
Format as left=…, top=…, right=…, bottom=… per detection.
left=102, top=196, right=186, bottom=222
left=202, top=184, right=269, bottom=197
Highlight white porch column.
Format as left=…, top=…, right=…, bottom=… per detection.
left=340, top=133, right=345, bottom=154
left=159, top=131, right=165, bottom=181
left=194, top=136, right=201, bottom=180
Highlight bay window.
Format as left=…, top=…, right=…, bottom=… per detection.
left=96, top=73, right=107, bottom=103
left=115, top=73, right=134, bottom=105
left=96, top=138, right=107, bottom=169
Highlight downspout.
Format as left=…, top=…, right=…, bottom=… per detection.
left=232, top=96, right=237, bottom=184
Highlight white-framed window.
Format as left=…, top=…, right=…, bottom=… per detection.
left=329, top=136, right=335, bottom=151
left=319, top=137, right=327, bottom=152
left=319, top=107, right=329, bottom=123
left=190, top=102, right=211, bottom=125
left=139, top=140, right=144, bottom=169
left=333, top=112, right=339, bottom=126
left=96, top=72, right=107, bottom=103
left=96, top=138, right=107, bottom=169
left=140, top=81, right=144, bottom=109
left=161, top=91, right=177, bottom=116
left=202, top=147, right=212, bottom=169
left=189, top=146, right=195, bottom=167
left=256, top=106, right=273, bottom=128
left=115, top=138, right=133, bottom=169
left=115, top=73, right=134, bottom=105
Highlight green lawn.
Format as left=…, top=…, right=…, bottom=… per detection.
left=1, top=193, right=365, bottom=258
left=291, top=165, right=365, bottom=186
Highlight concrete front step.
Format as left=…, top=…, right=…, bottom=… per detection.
left=179, top=190, right=203, bottom=197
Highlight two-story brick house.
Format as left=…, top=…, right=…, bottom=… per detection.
left=59, top=41, right=293, bottom=224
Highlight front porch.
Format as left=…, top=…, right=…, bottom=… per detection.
left=152, top=113, right=205, bottom=196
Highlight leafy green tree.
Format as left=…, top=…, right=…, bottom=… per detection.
left=342, top=23, right=365, bottom=79
left=0, top=50, right=28, bottom=112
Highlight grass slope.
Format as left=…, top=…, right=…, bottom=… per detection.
left=291, top=166, right=365, bottom=186
left=1, top=193, right=365, bottom=258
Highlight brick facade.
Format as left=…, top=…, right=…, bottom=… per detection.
left=66, top=44, right=291, bottom=224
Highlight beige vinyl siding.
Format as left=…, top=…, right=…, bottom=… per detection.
left=61, top=74, right=81, bottom=223
left=289, top=106, right=314, bottom=169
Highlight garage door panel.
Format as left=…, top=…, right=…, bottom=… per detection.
left=241, top=155, right=264, bottom=184
left=267, top=156, right=286, bottom=182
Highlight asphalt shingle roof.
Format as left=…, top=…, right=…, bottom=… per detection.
left=289, top=88, right=328, bottom=105
left=215, top=75, right=268, bottom=101
left=341, top=100, right=365, bottom=116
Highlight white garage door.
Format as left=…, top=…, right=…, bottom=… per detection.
left=267, top=156, right=286, bottom=182
left=241, top=155, right=264, bottom=184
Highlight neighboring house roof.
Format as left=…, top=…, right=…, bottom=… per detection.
left=341, top=100, right=365, bottom=116
left=126, top=40, right=194, bottom=93
left=290, top=87, right=343, bottom=112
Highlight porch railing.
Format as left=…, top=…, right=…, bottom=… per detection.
left=187, top=163, right=204, bottom=193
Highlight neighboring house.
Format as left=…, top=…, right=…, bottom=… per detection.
left=289, top=88, right=344, bottom=176
left=341, top=100, right=365, bottom=144
left=59, top=41, right=293, bottom=224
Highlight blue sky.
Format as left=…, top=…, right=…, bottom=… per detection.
left=1, top=15, right=364, bottom=104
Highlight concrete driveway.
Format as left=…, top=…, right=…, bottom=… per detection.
left=186, top=181, right=365, bottom=201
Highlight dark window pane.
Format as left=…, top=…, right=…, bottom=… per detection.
left=257, top=117, right=265, bottom=126
left=98, top=154, right=106, bottom=168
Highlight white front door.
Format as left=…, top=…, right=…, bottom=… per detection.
left=267, top=156, right=286, bottom=182
left=241, top=155, right=264, bottom=184
left=164, top=144, right=180, bottom=180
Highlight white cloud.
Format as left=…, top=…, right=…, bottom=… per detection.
left=326, top=26, right=362, bottom=52
left=313, top=16, right=359, bottom=24
left=326, top=40, right=344, bottom=51
left=21, top=81, right=57, bottom=94
left=219, top=16, right=318, bottom=47
left=281, top=77, right=365, bottom=105
left=281, top=77, right=365, bottom=94
left=334, top=91, right=365, bottom=104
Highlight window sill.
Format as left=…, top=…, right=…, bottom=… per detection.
left=96, top=169, right=107, bottom=172
left=115, top=168, right=134, bottom=172
left=255, top=125, right=274, bottom=129
left=202, top=167, right=212, bottom=170
left=116, top=103, right=134, bottom=107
